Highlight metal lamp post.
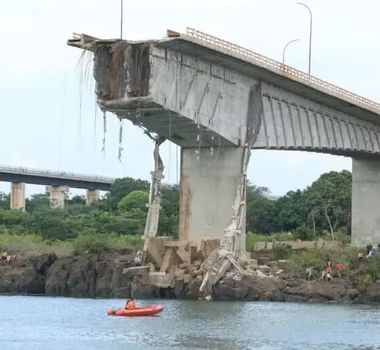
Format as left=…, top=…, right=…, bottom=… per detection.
left=282, top=39, right=300, bottom=66
left=120, top=0, right=124, bottom=39
left=296, top=2, right=312, bottom=76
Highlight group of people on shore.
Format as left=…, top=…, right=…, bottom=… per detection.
left=318, top=259, right=344, bottom=281
left=363, top=244, right=380, bottom=259
left=306, top=243, right=380, bottom=282
left=305, top=258, right=343, bottom=281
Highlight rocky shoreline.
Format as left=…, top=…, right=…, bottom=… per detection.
left=1, top=252, right=380, bottom=305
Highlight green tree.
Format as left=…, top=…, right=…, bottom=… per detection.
left=303, top=170, right=352, bottom=239
left=107, top=178, right=149, bottom=210
left=159, top=185, right=179, bottom=236
left=247, top=197, right=277, bottom=234
left=275, top=190, right=306, bottom=232
left=0, top=192, right=10, bottom=210
left=67, top=195, right=86, bottom=206
left=26, top=193, right=49, bottom=212
left=118, top=190, right=149, bottom=212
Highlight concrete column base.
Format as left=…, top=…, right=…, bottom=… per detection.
left=179, top=147, right=246, bottom=251
left=10, top=182, right=25, bottom=211
left=352, top=158, right=380, bottom=245
left=46, top=186, right=68, bottom=209
left=86, top=189, right=100, bottom=205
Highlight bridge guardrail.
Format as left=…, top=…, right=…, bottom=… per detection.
left=0, top=165, right=114, bottom=184
left=186, top=27, right=380, bottom=115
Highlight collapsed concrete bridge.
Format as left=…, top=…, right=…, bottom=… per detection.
left=68, top=28, right=380, bottom=247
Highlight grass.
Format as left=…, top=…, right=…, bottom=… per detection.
left=0, top=232, right=144, bottom=258
left=247, top=231, right=379, bottom=290
left=72, top=233, right=143, bottom=255
left=282, top=245, right=380, bottom=290
left=0, top=232, right=73, bottom=258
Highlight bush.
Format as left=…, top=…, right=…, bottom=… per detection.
left=288, top=250, right=325, bottom=275
left=0, top=232, right=73, bottom=257
left=322, top=228, right=350, bottom=243
left=72, top=234, right=108, bottom=255
left=72, top=233, right=144, bottom=255
left=118, top=190, right=149, bottom=212
left=349, top=254, right=380, bottom=290
left=294, top=224, right=315, bottom=240
left=273, top=243, right=293, bottom=260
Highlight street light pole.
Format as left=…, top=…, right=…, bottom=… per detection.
left=296, top=2, right=312, bottom=76
left=282, top=39, right=300, bottom=66
left=120, top=0, right=124, bottom=39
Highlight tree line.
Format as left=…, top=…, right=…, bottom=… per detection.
left=0, top=170, right=352, bottom=240
left=247, top=170, right=351, bottom=239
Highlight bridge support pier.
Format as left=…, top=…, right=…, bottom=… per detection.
left=86, top=189, right=99, bottom=205
left=179, top=147, right=246, bottom=250
left=46, top=186, right=68, bottom=209
left=10, top=182, right=25, bottom=211
left=352, top=159, right=380, bottom=245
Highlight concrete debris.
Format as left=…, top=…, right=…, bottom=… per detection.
left=256, top=270, right=267, bottom=278
left=141, top=235, right=286, bottom=300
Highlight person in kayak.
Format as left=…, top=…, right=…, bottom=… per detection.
left=125, top=299, right=137, bottom=310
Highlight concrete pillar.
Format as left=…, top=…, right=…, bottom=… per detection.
left=86, top=189, right=100, bottom=205
left=46, top=186, right=68, bottom=209
left=10, top=182, right=25, bottom=211
left=352, top=158, right=380, bottom=245
left=179, top=147, right=246, bottom=250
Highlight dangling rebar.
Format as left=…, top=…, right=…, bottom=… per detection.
left=118, top=118, right=124, bottom=162
left=101, top=111, right=107, bottom=155
left=168, top=111, right=172, bottom=182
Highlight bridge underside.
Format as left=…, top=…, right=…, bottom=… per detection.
left=69, top=30, right=380, bottom=246
left=112, top=105, right=235, bottom=148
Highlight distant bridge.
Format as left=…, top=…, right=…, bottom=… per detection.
left=0, top=165, right=114, bottom=190
left=0, top=165, right=115, bottom=210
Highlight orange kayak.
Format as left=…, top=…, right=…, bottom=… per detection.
left=107, top=305, right=163, bottom=317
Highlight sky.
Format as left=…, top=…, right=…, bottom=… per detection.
left=1, top=0, right=379, bottom=198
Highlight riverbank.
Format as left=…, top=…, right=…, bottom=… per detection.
left=1, top=251, right=380, bottom=305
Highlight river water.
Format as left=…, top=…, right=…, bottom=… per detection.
left=1, top=296, right=380, bottom=350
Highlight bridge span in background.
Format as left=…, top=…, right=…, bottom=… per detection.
left=0, top=165, right=114, bottom=211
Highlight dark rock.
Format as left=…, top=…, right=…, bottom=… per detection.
left=0, top=266, right=45, bottom=294
left=283, top=279, right=357, bottom=304
left=213, top=276, right=243, bottom=300
left=45, top=259, right=71, bottom=296
left=183, top=278, right=202, bottom=299
left=354, top=282, right=380, bottom=304
left=173, top=279, right=185, bottom=299
left=33, top=253, right=57, bottom=274
left=109, top=266, right=132, bottom=298
left=94, top=261, right=114, bottom=297
left=67, top=260, right=97, bottom=297
left=283, top=279, right=313, bottom=302
left=46, top=257, right=97, bottom=297
left=245, top=276, right=285, bottom=301
left=0, top=252, right=369, bottom=305
left=130, top=275, right=160, bottom=298
left=312, top=280, right=348, bottom=302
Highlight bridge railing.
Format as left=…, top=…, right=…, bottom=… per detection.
left=0, top=165, right=114, bottom=184
left=186, top=27, right=380, bottom=115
